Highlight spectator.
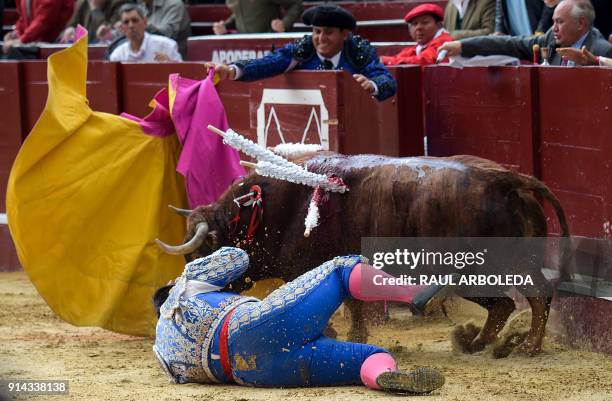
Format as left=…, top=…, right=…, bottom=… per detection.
left=591, top=0, right=611, bottom=38
left=381, top=4, right=453, bottom=66
left=557, top=45, right=612, bottom=65
left=212, top=0, right=302, bottom=35
left=109, top=3, right=182, bottom=62
left=439, top=0, right=612, bottom=65
left=537, top=0, right=560, bottom=35
left=60, top=0, right=132, bottom=43
left=2, top=0, right=74, bottom=58
left=444, top=0, right=496, bottom=39
left=494, top=0, right=551, bottom=36
left=139, top=0, right=190, bottom=59
left=206, top=6, right=396, bottom=101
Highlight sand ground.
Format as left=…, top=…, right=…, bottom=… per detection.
left=1, top=271, right=611, bottom=401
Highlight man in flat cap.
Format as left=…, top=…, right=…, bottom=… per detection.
left=206, top=5, right=397, bottom=101
left=382, top=4, right=454, bottom=65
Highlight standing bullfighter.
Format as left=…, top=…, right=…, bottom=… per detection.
left=153, top=247, right=445, bottom=394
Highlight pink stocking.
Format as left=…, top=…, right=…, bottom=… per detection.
left=360, top=352, right=397, bottom=389
left=349, top=263, right=427, bottom=303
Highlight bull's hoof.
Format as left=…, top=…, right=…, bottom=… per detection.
left=516, top=340, right=543, bottom=356
left=347, top=327, right=369, bottom=344
left=491, top=330, right=528, bottom=359
left=451, top=322, right=481, bottom=354
left=469, top=336, right=488, bottom=353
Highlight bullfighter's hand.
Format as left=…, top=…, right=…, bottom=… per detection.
left=154, top=52, right=171, bottom=62
left=213, top=20, right=227, bottom=35
left=205, top=62, right=236, bottom=80
left=353, top=74, right=375, bottom=94
left=556, top=46, right=597, bottom=66
left=438, top=41, right=462, bottom=57
left=271, top=19, right=286, bottom=32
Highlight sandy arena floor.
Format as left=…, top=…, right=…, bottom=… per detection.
left=1, top=271, right=611, bottom=401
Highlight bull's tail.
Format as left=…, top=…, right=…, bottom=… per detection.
left=517, top=173, right=573, bottom=282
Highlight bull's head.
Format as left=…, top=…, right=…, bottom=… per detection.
left=155, top=205, right=221, bottom=261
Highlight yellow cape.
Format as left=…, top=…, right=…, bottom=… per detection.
left=6, top=35, right=188, bottom=336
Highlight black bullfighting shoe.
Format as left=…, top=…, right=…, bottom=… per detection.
left=409, top=273, right=460, bottom=316
left=377, top=367, right=445, bottom=394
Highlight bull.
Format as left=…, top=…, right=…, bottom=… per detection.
left=157, top=152, right=571, bottom=356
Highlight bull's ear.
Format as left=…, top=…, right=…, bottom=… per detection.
left=205, top=230, right=220, bottom=250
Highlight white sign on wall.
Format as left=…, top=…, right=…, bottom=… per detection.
left=256, top=89, right=329, bottom=149
left=212, top=49, right=271, bottom=63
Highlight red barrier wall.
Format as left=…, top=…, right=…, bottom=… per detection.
left=423, top=65, right=537, bottom=175
left=38, top=44, right=108, bottom=60
left=121, top=65, right=411, bottom=156
left=0, top=63, right=23, bottom=271
left=0, top=225, right=20, bottom=271
left=21, top=60, right=122, bottom=135
left=0, top=63, right=23, bottom=212
left=120, top=62, right=207, bottom=117
left=537, top=67, right=612, bottom=238
left=20, top=61, right=48, bottom=138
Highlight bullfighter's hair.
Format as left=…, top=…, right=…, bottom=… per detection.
left=153, top=285, right=175, bottom=319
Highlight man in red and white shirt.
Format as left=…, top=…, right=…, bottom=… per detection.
left=381, top=4, right=454, bottom=66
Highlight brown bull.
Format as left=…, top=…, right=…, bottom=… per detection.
left=157, top=153, right=571, bottom=356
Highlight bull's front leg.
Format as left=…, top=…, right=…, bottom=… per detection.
left=344, top=298, right=368, bottom=343
left=471, top=297, right=516, bottom=352
left=457, top=297, right=515, bottom=353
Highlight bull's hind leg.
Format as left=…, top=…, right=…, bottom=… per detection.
left=345, top=298, right=368, bottom=343
left=462, top=296, right=516, bottom=353
left=516, top=272, right=553, bottom=356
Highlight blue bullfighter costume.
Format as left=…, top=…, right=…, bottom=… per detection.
left=232, top=34, right=397, bottom=102
left=228, top=5, right=397, bottom=102
left=153, top=247, right=445, bottom=394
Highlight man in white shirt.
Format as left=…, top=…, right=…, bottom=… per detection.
left=109, top=3, right=182, bottom=62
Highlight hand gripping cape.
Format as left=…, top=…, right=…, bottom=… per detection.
left=6, top=29, right=243, bottom=336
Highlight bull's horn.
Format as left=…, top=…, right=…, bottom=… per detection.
left=168, top=204, right=193, bottom=217
left=155, top=222, right=209, bottom=255
left=240, top=160, right=257, bottom=169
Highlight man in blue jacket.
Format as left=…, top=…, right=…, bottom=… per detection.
left=206, top=5, right=397, bottom=101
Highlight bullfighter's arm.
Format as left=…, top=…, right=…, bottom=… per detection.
left=360, top=52, right=397, bottom=102
left=183, top=247, right=250, bottom=288
left=460, top=31, right=549, bottom=61
left=232, top=43, right=296, bottom=81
